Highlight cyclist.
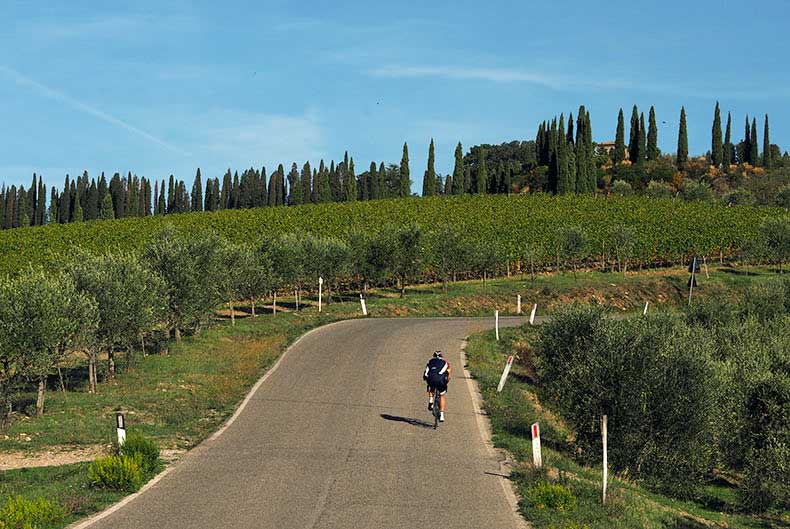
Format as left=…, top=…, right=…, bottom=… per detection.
left=423, top=351, right=452, bottom=422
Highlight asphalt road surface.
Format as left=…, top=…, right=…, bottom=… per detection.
left=81, top=317, right=529, bottom=529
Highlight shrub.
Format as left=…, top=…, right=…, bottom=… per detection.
left=645, top=180, right=673, bottom=199
left=681, top=181, right=713, bottom=201
left=87, top=453, right=144, bottom=492
left=535, top=308, right=718, bottom=497
left=118, top=433, right=160, bottom=475
left=741, top=281, right=788, bottom=322
left=685, top=293, right=737, bottom=328
left=526, top=481, right=577, bottom=512
left=611, top=180, right=632, bottom=196
left=741, top=438, right=790, bottom=512
left=0, top=496, right=65, bottom=529
left=721, top=188, right=756, bottom=206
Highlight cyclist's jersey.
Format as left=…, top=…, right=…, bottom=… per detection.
left=424, top=358, right=450, bottom=387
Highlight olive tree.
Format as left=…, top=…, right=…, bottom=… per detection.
left=608, top=225, right=636, bottom=277
left=760, top=217, right=790, bottom=273
left=144, top=225, right=224, bottom=341
left=71, top=252, right=165, bottom=383
left=0, top=270, right=97, bottom=416
left=555, top=226, right=588, bottom=279
left=390, top=224, right=424, bottom=297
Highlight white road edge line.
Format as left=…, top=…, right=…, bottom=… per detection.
left=67, top=319, right=351, bottom=529
left=460, top=338, right=532, bottom=529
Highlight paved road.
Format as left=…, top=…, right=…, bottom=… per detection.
left=82, top=317, right=528, bottom=529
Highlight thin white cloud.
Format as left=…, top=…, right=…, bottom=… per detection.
left=0, top=65, right=190, bottom=156
left=16, top=13, right=199, bottom=41
left=371, top=64, right=561, bottom=88
left=198, top=111, right=325, bottom=169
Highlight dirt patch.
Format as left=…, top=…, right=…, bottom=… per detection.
left=0, top=445, right=110, bottom=470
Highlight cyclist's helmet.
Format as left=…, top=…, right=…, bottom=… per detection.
left=433, top=350, right=442, bottom=358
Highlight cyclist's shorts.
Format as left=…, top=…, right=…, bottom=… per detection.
left=427, top=381, right=448, bottom=395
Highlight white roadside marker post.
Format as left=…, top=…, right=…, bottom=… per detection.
left=318, top=277, right=323, bottom=313
left=495, top=310, right=500, bottom=341
left=273, top=291, right=277, bottom=316
left=517, top=294, right=522, bottom=315
left=688, top=257, right=697, bottom=307
left=497, top=355, right=514, bottom=393
left=116, top=412, right=126, bottom=447
left=703, top=256, right=710, bottom=279
left=295, top=289, right=299, bottom=311
left=360, top=293, right=368, bottom=316
left=601, top=415, right=609, bottom=503
left=531, top=423, right=542, bottom=469
left=643, top=301, right=649, bottom=315
left=530, top=303, right=537, bottom=325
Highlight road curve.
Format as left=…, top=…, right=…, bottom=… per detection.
left=80, top=317, right=528, bottom=529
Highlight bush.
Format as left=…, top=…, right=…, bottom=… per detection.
left=87, top=454, right=144, bottom=492
left=721, top=188, right=756, bottom=206
left=535, top=307, right=718, bottom=497
left=685, top=293, right=737, bottom=328
left=526, top=481, right=577, bottom=512
left=741, top=281, right=788, bottom=322
left=645, top=180, right=673, bottom=199
left=0, top=496, right=65, bottom=529
left=681, top=181, right=713, bottom=201
left=611, top=180, right=632, bottom=196
left=741, top=439, right=790, bottom=512
left=118, top=433, right=160, bottom=475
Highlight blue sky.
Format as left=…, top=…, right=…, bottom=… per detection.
left=1, top=0, right=788, bottom=192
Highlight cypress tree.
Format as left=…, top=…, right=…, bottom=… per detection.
left=423, top=139, right=436, bottom=197
left=48, top=186, right=57, bottom=225
left=231, top=171, right=240, bottom=209
left=399, top=143, right=411, bottom=197
left=158, top=180, right=166, bottom=215
left=763, top=114, right=771, bottom=168
left=128, top=175, right=139, bottom=217
left=452, top=142, right=464, bottom=194
left=60, top=175, right=71, bottom=223
left=377, top=162, right=386, bottom=199
left=647, top=106, right=659, bottom=161
left=750, top=118, right=759, bottom=167
left=0, top=185, right=6, bottom=229
left=494, top=160, right=505, bottom=194
left=301, top=162, right=312, bottom=204
left=744, top=116, right=752, bottom=165
left=614, top=108, right=626, bottom=164
left=711, top=102, right=723, bottom=167
left=287, top=163, right=300, bottom=205
left=72, top=189, right=83, bottom=222
left=203, top=178, right=212, bottom=211
left=628, top=105, right=640, bottom=163
left=444, top=175, right=452, bottom=195
left=576, top=107, right=592, bottom=192
left=167, top=174, right=176, bottom=213
left=257, top=167, right=267, bottom=207
left=142, top=178, right=151, bottom=216
left=566, top=113, right=575, bottom=147
left=86, top=180, right=98, bottom=220
left=723, top=111, right=733, bottom=168
left=100, top=190, right=114, bottom=219
left=328, top=160, right=340, bottom=202
left=192, top=168, right=203, bottom=212
left=369, top=162, right=379, bottom=200
left=37, top=178, right=46, bottom=225
left=16, top=187, right=26, bottom=228
left=548, top=118, right=559, bottom=193
left=29, top=174, right=37, bottom=225
left=476, top=147, right=487, bottom=194
left=637, top=113, right=647, bottom=164
left=278, top=164, right=287, bottom=206
left=557, top=115, right=571, bottom=194
left=345, top=158, right=357, bottom=201
left=320, top=161, right=333, bottom=203
left=677, top=107, right=688, bottom=170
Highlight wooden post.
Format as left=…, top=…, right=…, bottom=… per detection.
left=273, top=291, right=277, bottom=316
left=517, top=295, right=522, bottom=315
left=495, top=310, right=500, bottom=341
left=295, top=289, right=299, bottom=311
left=643, top=301, right=649, bottom=315
left=602, top=415, right=608, bottom=504
left=530, top=303, right=537, bottom=325
left=703, top=256, right=710, bottom=279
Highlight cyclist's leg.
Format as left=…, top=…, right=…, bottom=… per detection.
left=439, top=384, right=447, bottom=411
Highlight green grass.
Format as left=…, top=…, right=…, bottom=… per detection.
left=0, top=265, right=781, bottom=528
left=464, top=319, right=789, bottom=529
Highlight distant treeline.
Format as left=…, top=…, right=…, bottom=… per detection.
left=1, top=103, right=788, bottom=231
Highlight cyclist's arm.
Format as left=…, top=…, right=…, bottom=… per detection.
left=447, top=362, right=452, bottom=382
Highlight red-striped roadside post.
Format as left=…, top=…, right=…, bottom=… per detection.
left=531, top=422, right=542, bottom=469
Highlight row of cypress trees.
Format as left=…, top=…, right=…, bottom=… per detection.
left=535, top=106, right=597, bottom=194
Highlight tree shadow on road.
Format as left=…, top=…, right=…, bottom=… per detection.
left=380, top=414, right=433, bottom=429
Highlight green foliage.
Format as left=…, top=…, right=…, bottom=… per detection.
left=526, top=481, right=577, bottom=513
left=0, top=496, right=65, bottom=529
left=759, top=216, right=790, bottom=270
left=611, top=180, right=632, bottom=196
left=677, top=107, right=689, bottom=170
left=645, top=181, right=672, bottom=199
left=680, top=181, right=713, bottom=201
left=118, top=433, right=160, bottom=475
left=87, top=454, right=144, bottom=492
left=0, top=195, right=785, bottom=280
left=534, top=307, right=719, bottom=497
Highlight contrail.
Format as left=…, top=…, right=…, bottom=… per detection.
left=0, top=64, right=190, bottom=156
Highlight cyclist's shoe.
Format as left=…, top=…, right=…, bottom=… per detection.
left=428, top=400, right=434, bottom=412
left=439, top=412, right=445, bottom=422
